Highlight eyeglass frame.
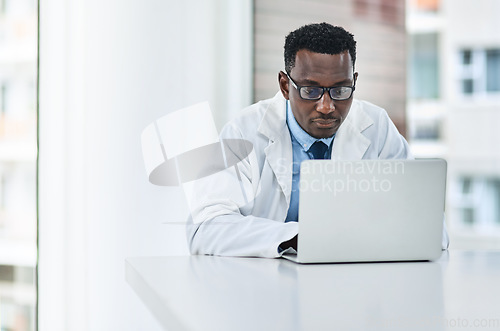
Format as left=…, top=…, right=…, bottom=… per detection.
left=285, top=71, right=356, bottom=101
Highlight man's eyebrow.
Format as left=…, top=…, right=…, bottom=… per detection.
left=299, top=78, right=353, bottom=86
left=299, top=78, right=321, bottom=85
left=332, top=79, right=354, bottom=86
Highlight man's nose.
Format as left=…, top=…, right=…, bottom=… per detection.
left=316, top=91, right=335, bottom=114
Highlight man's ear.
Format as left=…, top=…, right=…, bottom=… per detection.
left=278, top=71, right=290, bottom=100
left=354, top=72, right=359, bottom=85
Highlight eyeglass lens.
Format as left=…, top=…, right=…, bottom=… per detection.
left=300, top=86, right=353, bottom=100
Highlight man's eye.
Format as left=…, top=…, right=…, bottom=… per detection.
left=302, top=87, right=322, bottom=97
left=333, top=87, right=349, bottom=97
left=332, top=88, right=345, bottom=96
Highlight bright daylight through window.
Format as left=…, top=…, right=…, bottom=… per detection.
left=0, top=0, right=37, bottom=330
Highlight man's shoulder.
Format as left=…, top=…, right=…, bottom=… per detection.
left=352, top=99, right=387, bottom=118
left=346, top=99, right=391, bottom=129
left=222, top=92, right=286, bottom=138
left=238, top=96, right=275, bottom=120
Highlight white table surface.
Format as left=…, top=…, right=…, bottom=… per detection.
left=126, top=250, right=500, bottom=331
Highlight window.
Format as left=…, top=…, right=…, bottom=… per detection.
left=0, top=0, right=37, bottom=330
left=412, top=120, right=441, bottom=140
left=408, top=33, right=440, bottom=100
left=453, top=177, right=500, bottom=229
left=410, top=0, right=440, bottom=12
left=486, top=49, right=500, bottom=92
left=458, top=48, right=500, bottom=96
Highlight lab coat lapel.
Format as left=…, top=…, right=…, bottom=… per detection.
left=331, top=100, right=373, bottom=160
left=258, top=93, right=293, bottom=205
left=256, top=95, right=374, bottom=203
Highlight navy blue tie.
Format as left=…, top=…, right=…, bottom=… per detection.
left=308, top=141, right=328, bottom=159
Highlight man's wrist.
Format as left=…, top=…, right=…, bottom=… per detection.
left=279, top=235, right=298, bottom=251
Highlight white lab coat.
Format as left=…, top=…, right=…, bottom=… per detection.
left=185, top=92, right=446, bottom=258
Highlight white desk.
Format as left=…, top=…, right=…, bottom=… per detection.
left=126, top=251, right=500, bottom=331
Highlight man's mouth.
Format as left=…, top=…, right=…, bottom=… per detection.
left=312, top=118, right=340, bottom=128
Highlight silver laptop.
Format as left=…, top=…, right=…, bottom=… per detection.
left=283, top=159, right=446, bottom=264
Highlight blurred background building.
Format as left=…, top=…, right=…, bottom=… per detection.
left=0, top=0, right=37, bottom=330
left=407, top=0, right=500, bottom=249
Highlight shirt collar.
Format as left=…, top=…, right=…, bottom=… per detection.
left=286, top=100, right=335, bottom=152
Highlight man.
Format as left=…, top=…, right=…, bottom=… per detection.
left=186, top=23, right=446, bottom=257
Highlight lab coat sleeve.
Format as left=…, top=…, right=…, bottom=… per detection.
left=376, top=110, right=413, bottom=160
left=442, top=214, right=450, bottom=250
left=185, top=124, right=297, bottom=258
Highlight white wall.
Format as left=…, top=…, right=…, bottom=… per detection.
left=38, top=1, right=252, bottom=330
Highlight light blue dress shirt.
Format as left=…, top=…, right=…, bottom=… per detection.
left=285, top=101, right=334, bottom=222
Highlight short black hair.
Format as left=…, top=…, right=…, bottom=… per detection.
left=284, top=22, right=357, bottom=73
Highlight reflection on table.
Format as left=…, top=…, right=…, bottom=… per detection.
left=126, top=250, right=500, bottom=331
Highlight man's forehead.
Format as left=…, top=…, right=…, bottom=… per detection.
left=291, top=50, right=354, bottom=80
left=294, top=49, right=351, bottom=64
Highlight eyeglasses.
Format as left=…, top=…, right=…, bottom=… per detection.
left=285, top=71, right=355, bottom=101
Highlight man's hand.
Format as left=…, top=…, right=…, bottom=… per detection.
left=279, top=235, right=298, bottom=251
